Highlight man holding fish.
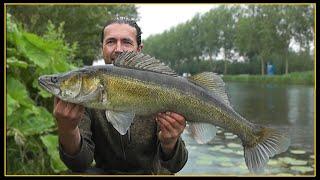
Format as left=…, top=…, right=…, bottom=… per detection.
left=53, top=17, right=188, bottom=174
left=40, top=17, right=290, bottom=175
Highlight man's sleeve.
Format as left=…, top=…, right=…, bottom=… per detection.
left=157, top=137, right=188, bottom=173
left=58, top=108, right=95, bottom=172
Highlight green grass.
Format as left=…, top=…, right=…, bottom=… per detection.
left=222, top=71, right=314, bottom=85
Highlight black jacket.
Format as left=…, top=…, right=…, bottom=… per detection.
left=59, top=108, right=188, bottom=174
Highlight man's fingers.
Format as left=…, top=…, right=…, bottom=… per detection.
left=64, top=103, right=78, bottom=116
left=157, top=115, right=176, bottom=133
left=54, top=97, right=59, bottom=106
left=69, top=105, right=82, bottom=119
left=158, top=113, right=181, bottom=129
left=168, top=112, right=186, bottom=127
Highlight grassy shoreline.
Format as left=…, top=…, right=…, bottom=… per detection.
left=222, top=71, right=314, bottom=85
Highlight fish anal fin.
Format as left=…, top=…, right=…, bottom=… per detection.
left=186, top=122, right=217, bottom=144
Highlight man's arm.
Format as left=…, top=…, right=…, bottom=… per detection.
left=54, top=97, right=94, bottom=172
left=54, top=97, right=83, bottom=155
left=156, top=112, right=188, bottom=173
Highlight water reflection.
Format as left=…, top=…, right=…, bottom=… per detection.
left=225, top=82, right=314, bottom=153
left=178, top=82, right=315, bottom=175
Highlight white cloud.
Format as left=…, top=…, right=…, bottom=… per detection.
left=136, top=4, right=219, bottom=40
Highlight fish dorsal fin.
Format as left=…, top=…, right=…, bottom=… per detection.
left=114, top=51, right=178, bottom=77
left=188, top=72, right=231, bottom=107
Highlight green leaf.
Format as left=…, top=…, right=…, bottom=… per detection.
left=7, top=94, right=20, bottom=116
left=7, top=76, right=34, bottom=107
left=19, top=32, right=52, bottom=69
left=40, top=134, right=68, bottom=173
left=7, top=105, right=55, bottom=136
left=7, top=57, right=28, bottom=69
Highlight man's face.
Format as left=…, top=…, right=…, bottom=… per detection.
left=102, top=23, right=142, bottom=64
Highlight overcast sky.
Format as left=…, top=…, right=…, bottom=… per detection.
left=136, top=4, right=219, bottom=40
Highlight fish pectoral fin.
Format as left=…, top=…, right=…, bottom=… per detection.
left=186, top=122, right=217, bottom=144
left=105, top=110, right=135, bottom=135
left=77, top=84, right=102, bottom=103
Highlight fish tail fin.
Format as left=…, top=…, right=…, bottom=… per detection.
left=243, top=127, right=290, bottom=174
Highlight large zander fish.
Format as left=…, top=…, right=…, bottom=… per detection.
left=38, top=51, right=290, bottom=173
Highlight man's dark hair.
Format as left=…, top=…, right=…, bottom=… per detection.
left=101, top=17, right=142, bottom=47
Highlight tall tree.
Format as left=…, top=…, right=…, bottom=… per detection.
left=216, top=5, right=240, bottom=74
left=236, top=5, right=279, bottom=75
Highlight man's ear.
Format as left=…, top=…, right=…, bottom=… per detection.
left=137, top=43, right=144, bottom=52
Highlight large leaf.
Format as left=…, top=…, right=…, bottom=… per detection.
left=40, top=134, right=68, bottom=173
left=19, top=32, right=53, bottom=69
left=8, top=105, right=56, bottom=136
left=7, top=94, right=20, bottom=117
left=7, top=76, right=34, bottom=107
left=6, top=57, right=28, bottom=69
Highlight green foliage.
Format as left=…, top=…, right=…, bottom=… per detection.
left=6, top=5, right=139, bottom=174
left=8, top=5, right=139, bottom=65
left=40, top=135, right=68, bottom=173
left=7, top=135, right=54, bottom=174
left=6, top=12, right=76, bottom=174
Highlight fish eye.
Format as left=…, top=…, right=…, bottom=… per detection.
left=51, top=77, right=58, bottom=83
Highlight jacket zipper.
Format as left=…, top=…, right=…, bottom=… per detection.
left=120, top=127, right=131, bottom=160
left=120, top=135, right=126, bottom=160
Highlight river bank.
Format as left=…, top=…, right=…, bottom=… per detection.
left=222, top=71, right=314, bottom=85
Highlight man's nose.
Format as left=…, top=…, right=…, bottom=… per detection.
left=115, top=41, right=123, bottom=53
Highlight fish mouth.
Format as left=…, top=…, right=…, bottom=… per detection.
left=38, top=77, right=61, bottom=95
left=38, top=78, right=49, bottom=90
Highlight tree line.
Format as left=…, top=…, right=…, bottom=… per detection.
left=142, top=4, right=315, bottom=75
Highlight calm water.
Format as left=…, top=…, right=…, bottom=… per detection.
left=177, top=82, right=315, bottom=176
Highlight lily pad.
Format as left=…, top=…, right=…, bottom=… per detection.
left=225, top=135, right=238, bottom=139
left=227, top=143, right=242, bottom=149
left=278, top=157, right=308, bottom=166
left=213, top=156, right=232, bottom=163
left=224, top=132, right=234, bottom=136
left=198, top=154, right=216, bottom=161
left=208, top=145, right=225, bottom=151
left=276, top=173, right=294, bottom=176
left=218, top=148, right=235, bottom=154
left=238, top=163, right=248, bottom=170
left=188, top=146, right=197, bottom=150
left=221, top=162, right=234, bottom=167
left=289, top=166, right=313, bottom=173
left=233, top=150, right=244, bottom=156
left=309, top=155, right=314, bottom=159
left=290, top=150, right=306, bottom=155
left=268, top=159, right=280, bottom=166
left=195, top=158, right=213, bottom=166
left=195, top=154, right=216, bottom=166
